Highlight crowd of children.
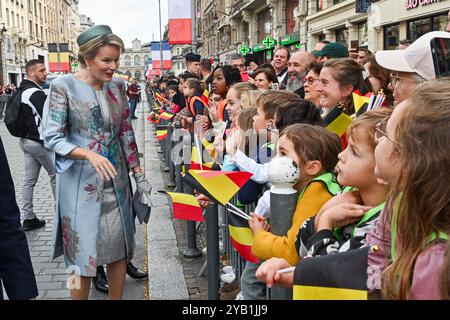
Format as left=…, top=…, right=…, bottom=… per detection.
left=148, top=30, right=450, bottom=300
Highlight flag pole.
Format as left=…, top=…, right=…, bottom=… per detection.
left=159, top=0, right=164, bottom=76
left=191, top=0, right=197, bottom=53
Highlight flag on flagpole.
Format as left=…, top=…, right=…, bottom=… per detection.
left=324, top=107, right=353, bottom=149
left=227, top=212, right=259, bottom=263
left=293, top=247, right=369, bottom=300
left=166, top=192, right=204, bottom=222
left=156, top=130, right=168, bottom=141
left=168, top=0, right=193, bottom=45
left=151, top=42, right=173, bottom=70
left=183, top=170, right=253, bottom=205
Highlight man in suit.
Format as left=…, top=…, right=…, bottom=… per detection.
left=0, top=135, right=38, bottom=300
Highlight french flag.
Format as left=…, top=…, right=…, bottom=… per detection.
left=151, top=42, right=172, bottom=70
left=168, top=0, right=193, bottom=45
left=145, top=58, right=153, bottom=78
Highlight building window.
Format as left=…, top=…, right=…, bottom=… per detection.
left=134, top=55, right=141, bottom=66
left=135, top=71, right=141, bottom=79
left=286, top=0, right=299, bottom=34
left=144, top=55, right=150, bottom=64
left=257, top=9, right=272, bottom=42
left=384, top=24, right=399, bottom=50
left=358, top=21, right=368, bottom=47
left=124, top=55, right=131, bottom=66
left=335, top=28, right=348, bottom=46
left=408, top=13, right=448, bottom=42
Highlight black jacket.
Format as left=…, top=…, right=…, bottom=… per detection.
left=18, top=79, right=47, bottom=143
left=0, top=135, right=38, bottom=300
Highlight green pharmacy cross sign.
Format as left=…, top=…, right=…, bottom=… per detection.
left=262, top=36, right=276, bottom=49
left=240, top=45, right=251, bottom=56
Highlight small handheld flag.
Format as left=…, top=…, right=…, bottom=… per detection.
left=165, top=192, right=204, bottom=222
left=183, top=170, right=253, bottom=205
left=227, top=212, right=259, bottom=263
left=324, top=106, right=352, bottom=149
left=156, top=130, right=168, bottom=142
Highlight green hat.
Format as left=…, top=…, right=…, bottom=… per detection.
left=77, top=25, right=114, bottom=47
left=313, top=42, right=349, bottom=58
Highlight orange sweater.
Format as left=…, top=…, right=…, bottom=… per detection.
left=252, top=181, right=334, bottom=266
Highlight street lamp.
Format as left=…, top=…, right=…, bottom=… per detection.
left=0, top=24, right=8, bottom=86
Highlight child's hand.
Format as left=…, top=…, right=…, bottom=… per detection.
left=249, top=212, right=269, bottom=234
left=196, top=194, right=210, bottom=209
left=208, top=103, right=219, bottom=123
left=256, top=258, right=293, bottom=288
left=214, top=136, right=224, bottom=154
left=314, top=190, right=363, bottom=228
left=317, top=203, right=373, bottom=231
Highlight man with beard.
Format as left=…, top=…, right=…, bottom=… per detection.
left=285, top=52, right=316, bottom=99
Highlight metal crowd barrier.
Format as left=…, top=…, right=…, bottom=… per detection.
left=148, top=88, right=297, bottom=300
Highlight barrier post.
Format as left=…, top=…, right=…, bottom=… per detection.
left=206, top=202, right=220, bottom=300
left=267, top=156, right=299, bottom=300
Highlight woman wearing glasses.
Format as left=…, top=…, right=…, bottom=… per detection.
left=303, top=62, right=323, bottom=108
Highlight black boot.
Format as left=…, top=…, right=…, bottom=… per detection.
left=92, top=265, right=109, bottom=294
left=126, top=262, right=148, bottom=280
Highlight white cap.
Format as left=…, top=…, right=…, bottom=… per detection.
left=375, top=31, right=450, bottom=81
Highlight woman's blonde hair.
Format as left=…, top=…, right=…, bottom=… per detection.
left=382, top=79, right=450, bottom=299
left=78, top=34, right=125, bottom=67
left=230, top=82, right=259, bottom=109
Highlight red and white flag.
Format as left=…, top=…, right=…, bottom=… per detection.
left=168, top=0, right=193, bottom=45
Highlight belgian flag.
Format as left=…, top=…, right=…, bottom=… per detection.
left=190, top=145, right=215, bottom=170
left=183, top=170, right=252, bottom=205
left=166, top=192, right=204, bottom=222
left=156, top=130, right=168, bottom=141
left=293, top=247, right=369, bottom=300
left=159, top=111, right=175, bottom=121
left=227, top=212, right=259, bottom=263
left=155, top=91, right=170, bottom=105
left=201, top=138, right=217, bottom=162
left=201, top=88, right=209, bottom=105
left=353, top=91, right=372, bottom=117
left=324, top=106, right=352, bottom=149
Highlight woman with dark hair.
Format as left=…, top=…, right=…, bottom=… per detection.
left=209, top=65, right=242, bottom=124
left=252, top=67, right=278, bottom=91
left=316, top=58, right=369, bottom=116
left=365, top=56, right=395, bottom=107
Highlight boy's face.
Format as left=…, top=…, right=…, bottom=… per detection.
left=374, top=101, right=407, bottom=185
left=253, top=105, right=271, bottom=132
left=336, top=127, right=377, bottom=189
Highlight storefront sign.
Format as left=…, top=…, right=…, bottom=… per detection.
left=239, top=45, right=251, bottom=56
left=280, top=33, right=300, bottom=46
left=405, top=0, right=445, bottom=10
left=253, top=36, right=277, bottom=53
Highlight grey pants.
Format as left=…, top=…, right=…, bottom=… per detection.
left=241, top=261, right=267, bottom=300
left=19, top=138, right=56, bottom=220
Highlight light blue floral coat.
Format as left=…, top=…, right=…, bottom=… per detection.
left=43, top=75, right=140, bottom=277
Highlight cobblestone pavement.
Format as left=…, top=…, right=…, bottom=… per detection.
left=0, top=110, right=147, bottom=300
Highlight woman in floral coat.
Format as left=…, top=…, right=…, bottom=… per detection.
left=43, top=25, right=150, bottom=300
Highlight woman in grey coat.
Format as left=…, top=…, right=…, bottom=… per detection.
left=43, top=25, right=151, bottom=300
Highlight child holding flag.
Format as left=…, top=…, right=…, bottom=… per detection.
left=239, top=124, right=342, bottom=300
left=254, top=109, right=392, bottom=293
